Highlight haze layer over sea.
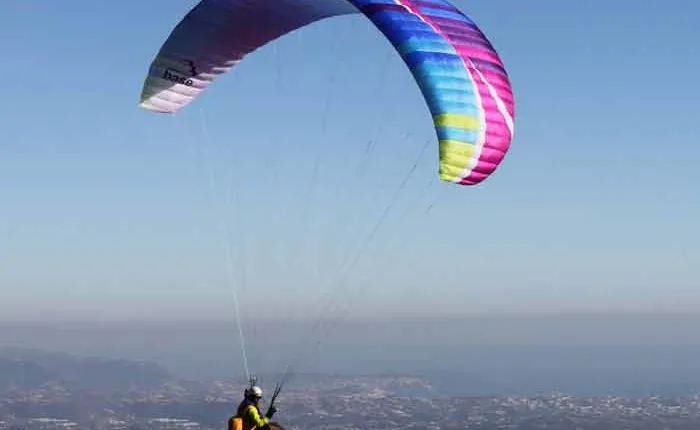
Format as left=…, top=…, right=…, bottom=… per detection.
left=2, top=313, right=699, bottom=397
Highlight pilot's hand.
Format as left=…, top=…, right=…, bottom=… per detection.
left=266, top=406, right=277, bottom=419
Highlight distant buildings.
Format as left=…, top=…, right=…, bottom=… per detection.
left=2, top=376, right=700, bottom=430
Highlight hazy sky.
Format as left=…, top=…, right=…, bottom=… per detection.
left=1, top=0, right=699, bottom=323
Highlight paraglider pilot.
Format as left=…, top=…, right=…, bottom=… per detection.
left=229, top=385, right=277, bottom=430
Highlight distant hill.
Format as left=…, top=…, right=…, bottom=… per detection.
left=0, top=347, right=174, bottom=392
left=0, top=357, right=57, bottom=390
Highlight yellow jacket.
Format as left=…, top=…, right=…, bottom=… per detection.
left=229, top=400, right=269, bottom=430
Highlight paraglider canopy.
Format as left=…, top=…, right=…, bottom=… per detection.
left=139, top=0, right=515, bottom=186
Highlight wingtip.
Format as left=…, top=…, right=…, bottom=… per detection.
left=139, top=99, right=174, bottom=114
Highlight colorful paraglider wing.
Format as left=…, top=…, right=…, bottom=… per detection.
left=350, top=0, right=515, bottom=185
left=139, top=0, right=357, bottom=113
left=139, top=0, right=514, bottom=185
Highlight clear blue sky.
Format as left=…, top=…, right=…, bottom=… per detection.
left=1, top=0, right=698, bottom=322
